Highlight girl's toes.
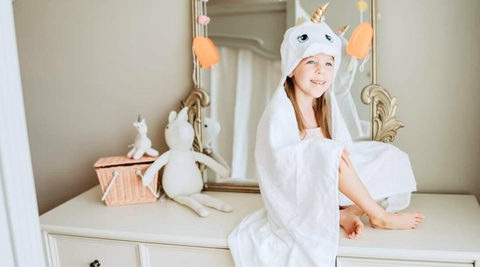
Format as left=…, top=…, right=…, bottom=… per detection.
left=415, top=212, right=425, bottom=218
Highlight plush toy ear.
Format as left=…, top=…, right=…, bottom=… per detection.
left=168, top=111, right=177, bottom=123
left=133, top=122, right=139, bottom=127
left=177, top=107, right=189, bottom=122
left=141, top=119, right=145, bottom=124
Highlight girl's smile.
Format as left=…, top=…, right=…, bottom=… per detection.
left=310, top=80, right=326, bottom=86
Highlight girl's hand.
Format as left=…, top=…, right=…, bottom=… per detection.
left=339, top=147, right=352, bottom=174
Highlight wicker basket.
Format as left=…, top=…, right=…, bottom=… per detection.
left=94, top=156, right=160, bottom=206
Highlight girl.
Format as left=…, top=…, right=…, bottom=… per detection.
left=228, top=4, right=424, bottom=267
left=286, top=53, right=425, bottom=239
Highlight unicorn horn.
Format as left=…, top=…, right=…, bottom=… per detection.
left=311, top=2, right=330, bottom=24
left=138, top=114, right=142, bottom=122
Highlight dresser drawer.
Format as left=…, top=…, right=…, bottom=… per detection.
left=336, top=257, right=473, bottom=267
left=49, top=234, right=141, bottom=267
left=146, top=244, right=234, bottom=266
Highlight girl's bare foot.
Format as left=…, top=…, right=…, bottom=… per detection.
left=369, top=211, right=425, bottom=230
left=339, top=205, right=364, bottom=239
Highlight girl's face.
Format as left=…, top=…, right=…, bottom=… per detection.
left=288, top=53, right=334, bottom=99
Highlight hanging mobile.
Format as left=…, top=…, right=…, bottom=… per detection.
left=192, top=0, right=220, bottom=77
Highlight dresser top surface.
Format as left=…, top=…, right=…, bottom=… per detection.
left=40, top=185, right=480, bottom=259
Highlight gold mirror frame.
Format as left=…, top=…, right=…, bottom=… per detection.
left=184, top=0, right=404, bottom=193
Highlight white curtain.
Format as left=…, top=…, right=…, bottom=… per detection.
left=204, top=46, right=281, bottom=180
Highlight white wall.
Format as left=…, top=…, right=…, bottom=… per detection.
left=13, top=0, right=480, bottom=214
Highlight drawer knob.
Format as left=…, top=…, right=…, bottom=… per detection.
left=90, top=260, right=101, bottom=267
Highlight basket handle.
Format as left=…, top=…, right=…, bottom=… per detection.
left=136, top=170, right=160, bottom=198
left=101, top=171, right=120, bottom=201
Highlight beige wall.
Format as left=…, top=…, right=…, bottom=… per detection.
left=14, top=0, right=480, bottom=215
left=14, top=1, right=193, bottom=214
left=378, top=0, right=480, bottom=199
left=299, top=1, right=480, bottom=201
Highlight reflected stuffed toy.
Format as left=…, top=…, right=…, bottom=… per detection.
left=203, top=117, right=231, bottom=172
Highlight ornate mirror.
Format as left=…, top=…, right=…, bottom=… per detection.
left=183, top=0, right=404, bottom=193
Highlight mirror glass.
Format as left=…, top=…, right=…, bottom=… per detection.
left=201, top=0, right=371, bottom=184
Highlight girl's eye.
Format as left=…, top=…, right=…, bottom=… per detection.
left=307, top=60, right=315, bottom=64
left=326, top=62, right=333, bottom=66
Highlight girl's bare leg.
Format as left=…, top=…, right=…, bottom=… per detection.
left=338, top=154, right=425, bottom=230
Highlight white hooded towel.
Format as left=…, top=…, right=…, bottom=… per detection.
left=228, top=5, right=416, bottom=267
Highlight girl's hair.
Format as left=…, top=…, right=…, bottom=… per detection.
left=284, top=76, right=332, bottom=139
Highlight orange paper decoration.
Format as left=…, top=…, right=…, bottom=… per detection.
left=193, top=36, right=219, bottom=69
left=346, top=22, right=373, bottom=59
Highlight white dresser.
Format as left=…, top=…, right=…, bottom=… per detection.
left=40, top=186, right=480, bottom=267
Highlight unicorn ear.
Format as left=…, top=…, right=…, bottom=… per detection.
left=168, top=111, right=177, bottom=123
left=133, top=122, right=139, bottom=127
left=296, top=17, right=306, bottom=25
left=141, top=119, right=145, bottom=124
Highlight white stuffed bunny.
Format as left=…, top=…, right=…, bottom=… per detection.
left=127, top=115, right=159, bottom=160
left=141, top=107, right=233, bottom=217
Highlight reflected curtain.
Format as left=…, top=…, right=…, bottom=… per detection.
left=204, top=46, right=281, bottom=180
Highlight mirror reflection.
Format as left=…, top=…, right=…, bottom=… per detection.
left=202, top=0, right=371, bottom=184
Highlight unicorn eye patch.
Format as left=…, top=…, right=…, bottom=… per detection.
left=297, top=34, right=309, bottom=43
left=325, top=34, right=333, bottom=43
